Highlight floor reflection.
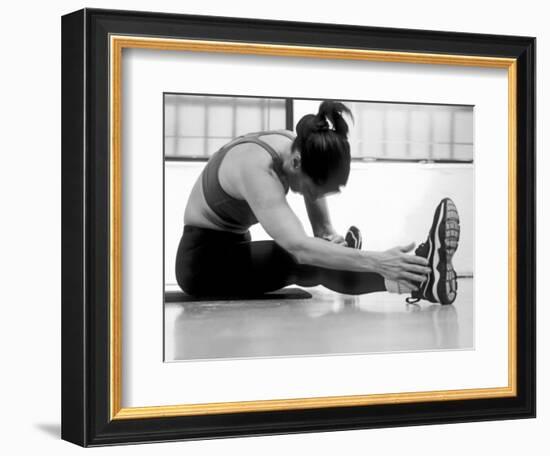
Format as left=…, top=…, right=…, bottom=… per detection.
left=165, top=278, right=472, bottom=361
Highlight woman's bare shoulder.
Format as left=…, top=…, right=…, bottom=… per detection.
left=225, top=141, right=276, bottom=169
left=218, top=141, right=282, bottom=196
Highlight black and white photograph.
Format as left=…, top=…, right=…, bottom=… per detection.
left=55, top=4, right=536, bottom=449
left=163, top=94, right=473, bottom=361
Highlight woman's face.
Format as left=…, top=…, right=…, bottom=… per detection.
left=295, top=174, right=341, bottom=202
left=286, top=150, right=342, bottom=201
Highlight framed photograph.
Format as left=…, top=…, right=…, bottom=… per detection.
left=61, top=8, right=535, bottom=447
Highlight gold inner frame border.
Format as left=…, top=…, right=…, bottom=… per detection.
left=109, top=35, right=518, bottom=420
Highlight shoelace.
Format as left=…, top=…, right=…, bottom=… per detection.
left=405, top=242, right=428, bottom=304
left=416, top=241, right=427, bottom=255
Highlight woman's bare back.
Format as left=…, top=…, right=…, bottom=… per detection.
left=184, top=131, right=293, bottom=232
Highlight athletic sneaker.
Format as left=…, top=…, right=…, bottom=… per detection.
left=345, top=225, right=362, bottom=249
left=406, top=198, right=460, bottom=305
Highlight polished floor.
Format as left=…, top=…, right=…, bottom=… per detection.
left=164, top=278, right=473, bottom=362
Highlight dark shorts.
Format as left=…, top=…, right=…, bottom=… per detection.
left=175, top=225, right=386, bottom=297
left=175, top=225, right=296, bottom=297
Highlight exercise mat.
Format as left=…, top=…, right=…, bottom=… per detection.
left=165, top=287, right=313, bottom=303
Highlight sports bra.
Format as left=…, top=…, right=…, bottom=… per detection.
left=201, top=130, right=296, bottom=232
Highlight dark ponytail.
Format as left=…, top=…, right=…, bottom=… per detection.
left=293, top=100, right=353, bottom=187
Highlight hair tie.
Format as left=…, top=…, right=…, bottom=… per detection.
left=316, top=116, right=331, bottom=132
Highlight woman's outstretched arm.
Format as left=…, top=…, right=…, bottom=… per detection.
left=238, top=157, right=430, bottom=289
left=304, top=196, right=345, bottom=244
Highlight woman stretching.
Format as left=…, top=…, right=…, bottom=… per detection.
left=176, top=101, right=460, bottom=305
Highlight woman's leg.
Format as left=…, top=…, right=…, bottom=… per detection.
left=292, top=260, right=386, bottom=295
left=176, top=226, right=386, bottom=297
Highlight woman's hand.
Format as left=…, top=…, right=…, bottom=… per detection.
left=320, top=231, right=347, bottom=246
left=371, top=242, right=431, bottom=290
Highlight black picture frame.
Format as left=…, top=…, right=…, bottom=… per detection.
left=62, top=7, right=536, bottom=447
